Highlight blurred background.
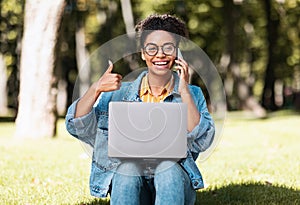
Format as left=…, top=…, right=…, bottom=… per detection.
left=0, top=0, right=299, bottom=139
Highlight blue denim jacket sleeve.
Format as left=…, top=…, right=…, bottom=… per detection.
left=65, top=99, right=98, bottom=147
left=187, top=85, right=215, bottom=154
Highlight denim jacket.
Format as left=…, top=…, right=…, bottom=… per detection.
left=65, top=71, right=215, bottom=198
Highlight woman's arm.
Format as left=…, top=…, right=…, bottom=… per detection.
left=180, top=90, right=200, bottom=132
left=75, top=62, right=122, bottom=118
left=175, top=58, right=200, bottom=132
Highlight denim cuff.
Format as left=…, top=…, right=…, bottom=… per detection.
left=187, top=112, right=215, bottom=153
left=188, top=113, right=210, bottom=137
left=65, top=99, right=97, bottom=144
left=73, top=109, right=95, bottom=130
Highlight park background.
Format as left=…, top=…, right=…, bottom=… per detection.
left=0, top=0, right=299, bottom=204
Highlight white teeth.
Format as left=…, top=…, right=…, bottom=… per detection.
left=154, top=61, right=168, bottom=65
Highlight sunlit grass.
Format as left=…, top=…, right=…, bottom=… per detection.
left=197, top=111, right=300, bottom=204
left=0, top=120, right=108, bottom=205
left=0, top=111, right=299, bottom=204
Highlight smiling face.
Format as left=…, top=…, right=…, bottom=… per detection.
left=141, top=30, right=177, bottom=78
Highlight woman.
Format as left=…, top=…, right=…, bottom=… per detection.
left=66, top=14, right=215, bottom=205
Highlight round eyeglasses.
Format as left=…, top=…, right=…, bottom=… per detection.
left=143, top=43, right=176, bottom=56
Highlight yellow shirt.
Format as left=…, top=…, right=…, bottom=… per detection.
left=139, top=74, right=174, bottom=103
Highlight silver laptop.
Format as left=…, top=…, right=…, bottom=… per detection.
left=108, top=102, right=187, bottom=159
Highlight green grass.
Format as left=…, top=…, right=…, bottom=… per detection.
left=0, top=111, right=299, bottom=204
left=197, top=111, right=300, bottom=204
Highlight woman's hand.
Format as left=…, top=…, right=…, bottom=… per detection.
left=175, top=57, right=200, bottom=132
left=175, top=57, right=189, bottom=95
left=93, top=61, right=122, bottom=101
left=75, top=61, right=122, bottom=118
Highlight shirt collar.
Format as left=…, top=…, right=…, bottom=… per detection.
left=122, top=70, right=181, bottom=102
left=139, top=74, right=174, bottom=97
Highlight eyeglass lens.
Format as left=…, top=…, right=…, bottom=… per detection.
left=144, top=43, right=176, bottom=56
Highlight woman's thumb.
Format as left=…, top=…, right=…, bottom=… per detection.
left=105, top=60, right=113, bottom=73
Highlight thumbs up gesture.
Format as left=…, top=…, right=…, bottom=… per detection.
left=93, top=60, right=122, bottom=101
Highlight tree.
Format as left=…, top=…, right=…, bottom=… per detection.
left=221, top=0, right=266, bottom=117
left=75, top=0, right=91, bottom=97
left=15, top=0, right=66, bottom=138
left=0, top=53, right=8, bottom=115
left=0, top=1, right=8, bottom=115
left=120, top=0, right=135, bottom=34
left=261, top=0, right=280, bottom=110
left=261, top=0, right=300, bottom=110
left=0, top=0, right=24, bottom=115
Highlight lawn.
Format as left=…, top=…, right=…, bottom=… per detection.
left=0, top=111, right=299, bottom=205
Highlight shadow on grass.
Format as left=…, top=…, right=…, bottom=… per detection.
left=80, top=182, right=299, bottom=205
left=0, top=116, right=15, bottom=122
left=196, top=182, right=300, bottom=205
left=77, top=199, right=110, bottom=205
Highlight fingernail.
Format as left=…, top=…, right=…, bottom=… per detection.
left=108, top=60, right=113, bottom=66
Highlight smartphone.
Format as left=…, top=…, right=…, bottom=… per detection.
left=172, top=48, right=184, bottom=74
left=177, top=48, right=184, bottom=60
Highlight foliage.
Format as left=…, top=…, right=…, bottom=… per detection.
left=0, top=0, right=23, bottom=56
left=0, top=113, right=299, bottom=204
left=1, top=0, right=300, bottom=113
left=0, top=0, right=24, bottom=110
left=131, top=0, right=300, bottom=110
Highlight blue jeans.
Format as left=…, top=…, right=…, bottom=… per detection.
left=110, top=161, right=196, bottom=205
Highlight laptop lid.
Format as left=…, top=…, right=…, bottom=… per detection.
left=108, top=102, right=187, bottom=159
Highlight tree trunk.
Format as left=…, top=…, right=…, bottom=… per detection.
left=0, top=53, right=8, bottom=115
left=261, top=0, right=279, bottom=110
left=120, top=0, right=140, bottom=72
left=120, top=0, right=135, bottom=34
left=223, top=0, right=266, bottom=117
left=75, top=12, right=91, bottom=97
left=15, top=0, right=66, bottom=138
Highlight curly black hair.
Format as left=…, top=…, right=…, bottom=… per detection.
left=135, top=14, right=189, bottom=48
